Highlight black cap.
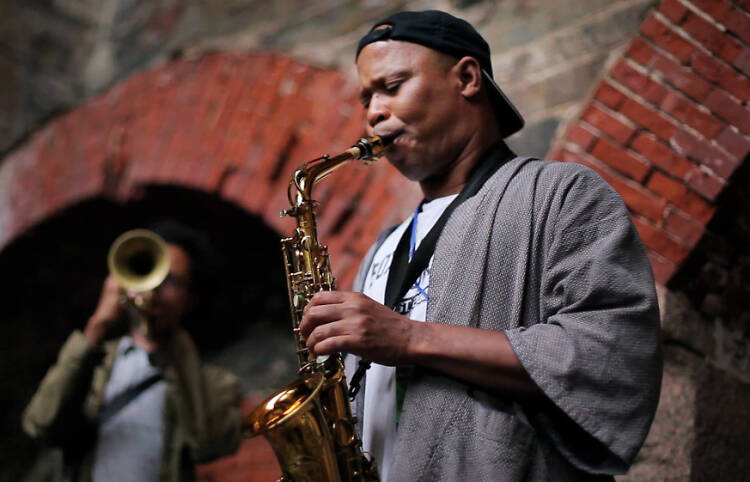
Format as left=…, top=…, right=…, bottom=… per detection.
left=356, top=10, right=524, bottom=138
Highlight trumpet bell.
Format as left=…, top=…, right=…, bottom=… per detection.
left=108, top=229, right=171, bottom=292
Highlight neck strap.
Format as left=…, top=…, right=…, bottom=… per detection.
left=384, top=141, right=514, bottom=309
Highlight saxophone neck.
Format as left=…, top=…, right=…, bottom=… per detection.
left=281, top=136, right=386, bottom=217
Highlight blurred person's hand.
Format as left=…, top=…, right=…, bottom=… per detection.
left=84, top=275, right=127, bottom=346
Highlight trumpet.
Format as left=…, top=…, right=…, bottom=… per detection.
left=107, top=229, right=171, bottom=334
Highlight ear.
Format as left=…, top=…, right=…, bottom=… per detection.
left=454, top=56, right=483, bottom=99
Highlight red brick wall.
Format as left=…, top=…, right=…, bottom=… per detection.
left=550, top=0, right=750, bottom=284
left=196, top=396, right=281, bottom=481
left=0, top=52, right=417, bottom=290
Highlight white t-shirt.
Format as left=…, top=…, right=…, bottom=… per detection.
left=93, top=337, right=166, bottom=482
left=360, top=194, right=457, bottom=481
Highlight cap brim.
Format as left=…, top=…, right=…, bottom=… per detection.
left=483, top=70, right=524, bottom=138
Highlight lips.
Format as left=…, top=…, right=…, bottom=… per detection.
left=376, top=131, right=403, bottom=146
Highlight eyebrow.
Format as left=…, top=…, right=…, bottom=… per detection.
left=359, top=76, right=387, bottom=105
left=360, top=68, right=411, bottom=96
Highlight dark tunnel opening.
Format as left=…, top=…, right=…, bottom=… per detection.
left=0, top=185, right=297, bottom=480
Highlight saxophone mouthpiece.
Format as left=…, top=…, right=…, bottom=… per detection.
left=353, top=136, right=386, bottom=161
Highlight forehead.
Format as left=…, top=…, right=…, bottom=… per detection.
left=356, top=40, right=448, bottom=83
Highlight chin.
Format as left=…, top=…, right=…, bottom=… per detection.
left=385, top=157, right=414, bottom=180
left=384, top=157, right=430, bottom=183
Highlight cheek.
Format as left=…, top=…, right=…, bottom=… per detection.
left=399, top=89, right=448, bottom=134
left=176, top=292, right=193, bottom=312
left=161, top=287, right=189, bottom=308
left=392, top=84, right=431, bottom=120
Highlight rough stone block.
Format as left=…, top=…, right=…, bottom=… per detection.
left=618, top=345, right=696, bottom=481
left=509, top=117, right=560, bottom=160
left=620, top=343, right=750, bottom=481
left=691, top=348, right=750, bottom=480
left=658, top=282, right=714, bottom=355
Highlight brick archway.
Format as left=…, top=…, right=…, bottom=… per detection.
left=0, top=51, right=421, bottom=481
left=0, top=51, right=417, bottom=289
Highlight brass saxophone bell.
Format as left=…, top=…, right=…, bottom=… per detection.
left=244, top=372, right=341, bottom=481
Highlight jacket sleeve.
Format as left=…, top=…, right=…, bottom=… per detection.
left=504, top=165, right=663, bottom=474
left=191, top=364, right=243, bottom=463
left=22, top=331, right=103, bottom=445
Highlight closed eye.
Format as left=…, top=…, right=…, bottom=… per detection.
left=384, top=80, right=402, bottom=94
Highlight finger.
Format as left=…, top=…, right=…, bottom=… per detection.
left=299, top=304, right=344, bottom=338
left=306, top=320, right=351, bottom=350
left=306, top=303, right=346, bottom=322
left=309, top=334, right=352, bottom=356
left=104, top=276, right=121, bottom=292
left=306, top=290, right=354, bottom=308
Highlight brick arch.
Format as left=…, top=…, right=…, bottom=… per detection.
left=0, top=51, right=419, bottom=480
left=0, top=51, right=417, bottom=289
left=2, top=2, right=749, bottom=289
left=550, top=0, right=750, bottom=285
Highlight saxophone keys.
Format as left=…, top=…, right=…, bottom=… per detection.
left=293, top=294, right=306, bottom=309
left=301, top=235, right=314, bottom=251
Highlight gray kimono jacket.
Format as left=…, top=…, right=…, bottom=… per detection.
left=349, top=156, right=662, bottom=481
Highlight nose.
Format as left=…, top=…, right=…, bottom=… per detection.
left=366, top=95, right=390, bottom=128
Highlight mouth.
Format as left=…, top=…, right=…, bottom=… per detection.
left=376, top=131, right=404, bottom=147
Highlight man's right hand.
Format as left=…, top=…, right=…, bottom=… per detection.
left=84, top=275, right=125, bottom=346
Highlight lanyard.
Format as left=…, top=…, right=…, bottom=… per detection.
left=409, top=204, right=430, bottom=302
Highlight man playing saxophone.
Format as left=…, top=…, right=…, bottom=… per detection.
left=299, top=10, right=662, bottom=482
left=23, top=221, right=243, bottom=482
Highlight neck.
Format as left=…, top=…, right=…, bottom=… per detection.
left=419, top=130, right=502, bottom=200
left=131, top=327, right=170, bottom=354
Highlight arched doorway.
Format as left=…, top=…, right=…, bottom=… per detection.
left=0, top=185, right=300, bottom=479
left=0, top=51, right=419, bottom=480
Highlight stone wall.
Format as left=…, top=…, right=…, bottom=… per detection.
left=0, top=0, right=656, bottom=159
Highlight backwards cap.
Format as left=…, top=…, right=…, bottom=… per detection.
left=357, top=10, right=524, bottom=138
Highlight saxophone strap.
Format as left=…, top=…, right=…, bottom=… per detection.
left=384, top=140, right=514, bottom=309
left=348, top=141, right=515, bottom=400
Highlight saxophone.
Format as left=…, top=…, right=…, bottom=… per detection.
left=244, top=136, right=386, bottom=481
